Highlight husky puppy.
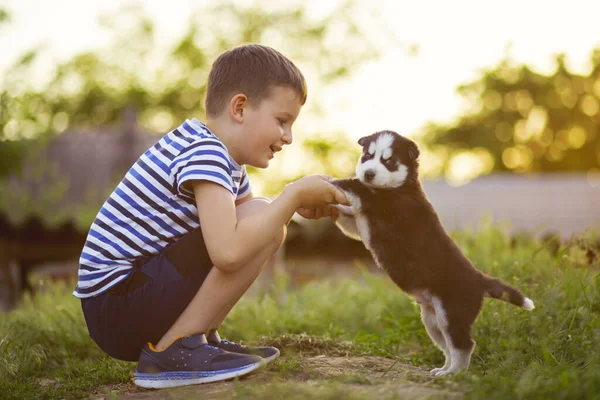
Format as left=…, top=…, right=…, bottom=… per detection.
left=332, top=130, right=534, bottom=376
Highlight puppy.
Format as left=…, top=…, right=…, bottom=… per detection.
left=332, top=130, right=534, bottom=376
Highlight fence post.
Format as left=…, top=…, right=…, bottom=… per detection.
left=0, top=239, right=18, bottom=312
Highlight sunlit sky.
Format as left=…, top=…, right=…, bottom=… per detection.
left=2, top=0, right=600, bottom=141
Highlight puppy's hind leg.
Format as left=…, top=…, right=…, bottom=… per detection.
left=420, top=304, right=451, bottom=375
left=432, top=297, right=475, bottom=376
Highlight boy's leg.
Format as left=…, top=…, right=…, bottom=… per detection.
left=209, top=228, right=285, bottom=332
left=155, top=197, right=285, bottom=350
left=207, top=197, right=286, bottom=331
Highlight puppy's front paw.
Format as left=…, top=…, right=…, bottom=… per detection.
left=333, top=204, right=355, bottom=216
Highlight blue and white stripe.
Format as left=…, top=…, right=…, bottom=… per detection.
left=73, top=119, right=251, bottom=298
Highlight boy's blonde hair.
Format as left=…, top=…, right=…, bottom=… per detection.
left=205, top=44, right=307, bottom=118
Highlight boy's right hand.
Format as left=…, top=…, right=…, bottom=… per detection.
left=285, top=175, right=349, bottom=209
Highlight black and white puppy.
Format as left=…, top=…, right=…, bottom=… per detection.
left=332, top=130, right=534, bottom=376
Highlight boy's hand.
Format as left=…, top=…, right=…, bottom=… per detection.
left=296, top=205, right=341, bottom=220
left=286, top=175, right=349, bottom=209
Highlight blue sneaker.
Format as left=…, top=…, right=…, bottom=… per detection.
left=208, top=330, right=280, bottom=364
left=134, top=333, right=264, bottom=389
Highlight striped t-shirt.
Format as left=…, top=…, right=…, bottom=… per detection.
left=73, top=119, right=251, bottom=298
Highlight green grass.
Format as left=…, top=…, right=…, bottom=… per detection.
left=1, top=224, right=599, bottom=399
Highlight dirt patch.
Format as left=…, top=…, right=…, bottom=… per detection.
left=258, top=333, right=358, bottom=356
left=106, top=356, right=462, bottom=400
left=305, top=355, right=428, bottom=380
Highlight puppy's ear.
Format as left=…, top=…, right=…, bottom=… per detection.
left=408, top=141, right=420, bottom=160
left=358, top=136, right=369, bottom=147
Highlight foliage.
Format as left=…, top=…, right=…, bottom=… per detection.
left=0, top=226, right=598, bottom=399
left=0, top=1, right=381, bottom=228
left=0, top=8, right=10, bottom=25
left=0, top=2, right=378, bottom=179
left=422, top=49, right=600, bottom=180
left=0, top=8, right=28, bottom=177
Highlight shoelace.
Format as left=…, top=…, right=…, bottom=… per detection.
left=204, top=344, right=225, bottom=353
left=220, top=340, right=243, bottom=349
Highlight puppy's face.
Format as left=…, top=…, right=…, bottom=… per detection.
left=355, top=130, right=420, bottom=188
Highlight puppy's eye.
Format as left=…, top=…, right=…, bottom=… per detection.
left=363, top=153, right=373, bottom=160
left=384, top=159, right=395, bottom=165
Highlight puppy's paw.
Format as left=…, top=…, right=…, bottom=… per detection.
left=333, top=204, right=355, bottom=216
left=433, top=369, right=452, bottom=377
left=430, top=367, right=447, bottom=376
left=433, top=366, right=466, bottom=376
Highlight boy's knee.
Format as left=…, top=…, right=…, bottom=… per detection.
left=236, top=197, right=286, bottom=248
left=235, top=197, right=271, bottom=218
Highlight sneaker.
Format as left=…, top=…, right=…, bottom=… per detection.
left=207, top=331, right=280, bottom=364
left=134, top=333, right=264, bottom=389
left=212, top=340, right=280, bottom=363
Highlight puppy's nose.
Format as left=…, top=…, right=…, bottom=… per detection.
left=364, top=170, right=376, bottom=182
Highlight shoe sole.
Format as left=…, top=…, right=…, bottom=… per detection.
left=263, top=348, right=280, bottom=364
left=134, top=359, right=264, bottom=389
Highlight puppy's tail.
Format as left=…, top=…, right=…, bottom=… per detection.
left=483, top=277, right=535, bottom=310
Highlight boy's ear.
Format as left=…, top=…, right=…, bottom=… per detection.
left=230, top=94, right=248, bottom=123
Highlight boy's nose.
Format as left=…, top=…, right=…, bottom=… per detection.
left=282, top=129, right=293, bottom=145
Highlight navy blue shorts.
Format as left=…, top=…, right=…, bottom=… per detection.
left=81, top=228, right=214, bottom=362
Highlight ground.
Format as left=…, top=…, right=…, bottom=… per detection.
left=88, top=356, right=462, bottom=400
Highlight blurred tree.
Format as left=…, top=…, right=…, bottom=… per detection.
left=0, top=7, right=28, bottom=178
left=0, top=1, right=386, bottom=230
left=422, top=50, right=600, bottom=182
left=0, top=8, right=9, bottom=24
left=0, top=2, right=375, bottom=182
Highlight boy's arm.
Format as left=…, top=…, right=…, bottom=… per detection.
left=235, top=192, right=254, bottom=206
left=192, top=175, right=346, bottom=273
left=235, top=167, right=253, bottom=206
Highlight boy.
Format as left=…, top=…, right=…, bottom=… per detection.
left=74, top=44, right=348, bottom=389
